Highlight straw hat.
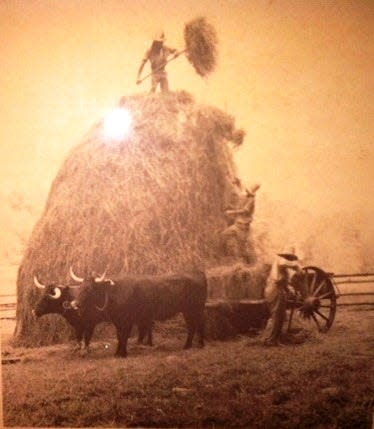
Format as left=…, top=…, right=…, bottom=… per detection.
left=277, top=245, right=298, bottom=261
left=153, top=30, right=166, bottom=42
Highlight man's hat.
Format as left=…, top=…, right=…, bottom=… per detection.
left=277, top=245, right=298, bottom=261
left=246, top=183, right=261, bottom=196
left=153, top=30, right=165, bottom=42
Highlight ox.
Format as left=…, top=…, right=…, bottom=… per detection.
left=68, top=269, right=153, bottom=347
left=32, top=275, right=108, bottom=352
left=71, top=271, right=208, bottom=357
left=33, top=273, right=152, bottom=353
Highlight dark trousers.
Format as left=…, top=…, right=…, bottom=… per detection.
left=264, top=281, right=287, bottom=344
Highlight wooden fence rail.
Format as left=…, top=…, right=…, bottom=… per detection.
left=337, top=292, right=374, bottom=297
left=332, top=273, right=374, bottom=306
left=331, top=272, right=374, bottom=278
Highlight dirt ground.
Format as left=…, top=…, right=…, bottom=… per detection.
left=1, top=306, right=374, bottom=428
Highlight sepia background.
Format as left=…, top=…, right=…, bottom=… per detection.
left=0, top=0, right=373, bottom=296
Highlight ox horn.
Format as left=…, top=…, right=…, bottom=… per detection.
left=33, top=275, right=46, bottom=289
left=94, top=270, right=107, bottom=283
left=69, top=266, right=84, bottom=283
left=49, top=287, right=62, bottom=300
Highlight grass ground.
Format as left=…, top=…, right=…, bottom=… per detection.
left=1, top=306, right=374, bottom=428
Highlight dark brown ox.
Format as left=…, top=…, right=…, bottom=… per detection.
left=32, top=275, right=108, bottom=352
left=68, top=268, right=153, bottom=347
left=71, top=271, right=208, bottom=357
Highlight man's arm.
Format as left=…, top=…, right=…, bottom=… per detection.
left=165, top=45, right=179, bottom=57
left=136, top=52, right=149, bottom=84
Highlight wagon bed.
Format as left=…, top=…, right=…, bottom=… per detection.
left=206, top=266, right=374, bottom=334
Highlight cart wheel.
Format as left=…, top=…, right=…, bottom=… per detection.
left=296, top=266, right=337, bottom=333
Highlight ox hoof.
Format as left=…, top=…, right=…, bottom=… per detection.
left=72, top=342, right=83, bottom=352
left=79, top=348, right=90, bottom=357
left=263, top=339, right=285, bottom=347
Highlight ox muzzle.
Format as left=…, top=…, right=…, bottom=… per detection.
left=70, top=300, right=80, bottom=310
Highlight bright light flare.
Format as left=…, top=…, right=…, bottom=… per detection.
left=102, top=108, right=132, bottom=141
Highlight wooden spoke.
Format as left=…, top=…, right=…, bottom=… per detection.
left=315, top=309, right=329, bottom=322
left=318, top=292, right=332, bottom=299
left=309, top=271, right=317, bottom=294
left=311, top=313, right=322, bottom=331
left=319, top=304, right=333, bottom=309
left=313, top=280, right=326, bottom=297
left=303, top=269, right=309, bottom=291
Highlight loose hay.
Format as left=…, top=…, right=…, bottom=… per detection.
left=207, top=263, right=270, bottom=300
left=184, top=17, right=218, bottom=77
left=13, top=91, right=256, bottom=347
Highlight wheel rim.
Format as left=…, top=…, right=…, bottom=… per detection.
left=296, top=266, right=336, bottom=333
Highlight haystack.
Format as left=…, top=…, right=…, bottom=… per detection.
left=14, top=91, right=265, bottom=347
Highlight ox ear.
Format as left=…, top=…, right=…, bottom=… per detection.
left=93, top=270, right=107, bottom=283
left=57, top=284, right=68, bottom=289
left=95, top=279, right=113, bottom=287
left=91, top=279, right=111, bottom=292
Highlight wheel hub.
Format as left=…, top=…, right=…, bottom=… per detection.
left=300, top=296, right=320, bottom=317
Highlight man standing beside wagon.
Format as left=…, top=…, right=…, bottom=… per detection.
left=263, top=245, right=302, bottom=346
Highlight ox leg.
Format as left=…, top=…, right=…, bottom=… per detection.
left=137, top=326, right=144, bottom=345
left=74, top=326, right=84, bottom=351
left=83, top=325, right=95, bottom=352
left=137, top=320, right=153, bottom=346
left=146, top=322, right=154, bottom=347
left=137, top=322, right=146, bottom=345
left=182, top=312, right=196, bottom=349
left=115, top=329, right=121, bottom=355
left=115, top=323, right=133, bottom=357
left=196, top=311, right=205, bottom=348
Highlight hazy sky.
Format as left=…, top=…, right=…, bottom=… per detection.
left=1, top=0, right=373, bottom=216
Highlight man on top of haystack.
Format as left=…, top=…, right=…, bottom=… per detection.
left=263, top=245, right=302, bottom=346
left=136, top=17, right=218, bottom=93
left=136, top=31, right=179, bottom=93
